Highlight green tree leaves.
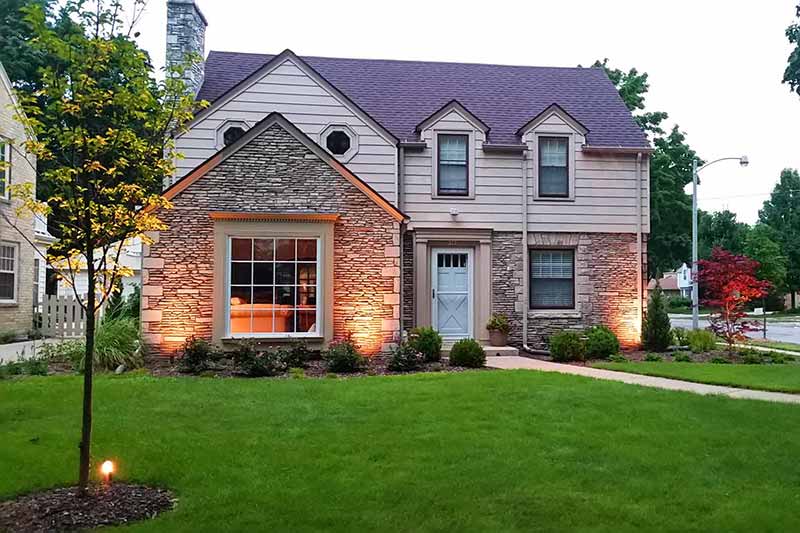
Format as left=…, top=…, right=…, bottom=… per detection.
left=784, top=3, right=800, bottom=96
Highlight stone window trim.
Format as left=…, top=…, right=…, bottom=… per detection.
left=0, top=241, right=19, bottom=305
left=215, top=120, right=251, bottom=150
left=319, top=123, right=359, bottom=163
left=0, top=139, right=10, bottom=202
left=431, top=129, right=477, bottom=200
left=528, top=246, right=577, bottom=311
left=531, top=132, right=576, bottom=202
left=212, top=219, right=335, bottom=347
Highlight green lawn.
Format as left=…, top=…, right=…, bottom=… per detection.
left=2, top=372, right=800, bottom=532
left=595, top=361, right=800, bottom=394
left=748, top=339, right=800, bottom=353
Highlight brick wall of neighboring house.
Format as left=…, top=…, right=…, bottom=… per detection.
left=401, top=230, right=414, bottom=331
left=492, top=231, right=644, bottom=349
left=141, top=123, right=400, bottom=356
left=0, top=73, right=36, bottom=338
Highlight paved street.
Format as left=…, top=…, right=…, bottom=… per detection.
left=670, top=315, right=800, bottom=344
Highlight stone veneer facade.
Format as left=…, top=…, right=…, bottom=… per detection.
left=492, top=231, right=644, bottom=349
left=166, top=0, right=207, bottom=96
left=141, top=123, right=401, bottom=356
left=401, top=230, right=415, bottom=331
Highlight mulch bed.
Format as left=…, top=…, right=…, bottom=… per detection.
left=146, top=354, right=489, bottom=379
left=0, top=483, right=175, bottom=532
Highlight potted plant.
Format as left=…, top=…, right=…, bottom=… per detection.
left=486, top=313, right=511, bottom=346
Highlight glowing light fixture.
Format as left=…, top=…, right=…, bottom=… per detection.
left=101, top=460, right=114, bottom=484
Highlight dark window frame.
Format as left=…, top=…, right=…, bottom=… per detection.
left=436, top=133, right=469, bottom=197
left=537, top=136, right=570, bottom=198
left=529, top=248, right=576, bottom=310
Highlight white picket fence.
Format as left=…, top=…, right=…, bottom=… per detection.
left=38, top=294, right=88, bottom=338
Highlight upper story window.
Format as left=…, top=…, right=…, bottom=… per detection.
left=530, top=249, right=574, bottom=309
left=321, top=124, right=358, bottom=162
left=538, top=137, right=569, bottom=197
left=326, top=131, right=350, bottom=155
left=0, top=140, right=10, bottom=200
left=0, top=242, right=18, bottom=302
left=223, top=126, right=246, bottom=147
left=437, top=134, right=468, bottom=196
left=228, top=237, right=320, bottom=337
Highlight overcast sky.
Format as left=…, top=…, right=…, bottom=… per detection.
left=132, top=0, right=800, bottom=224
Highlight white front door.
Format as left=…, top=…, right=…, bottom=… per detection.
left=432, top=248, right=473, bottom=339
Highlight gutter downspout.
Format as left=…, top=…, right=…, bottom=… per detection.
left=636, top=152, right=643, bottom=345
left=520, top=149, right=547, bottom=355
left=398, top=144, right=405, bottom=336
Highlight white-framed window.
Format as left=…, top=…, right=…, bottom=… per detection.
left=437, top=134, right=469, bottom=196
left=227, top=236, right=321, bottom=337
left=0, top=140, right=10, bottom=200
left=530, top=249, right=575, bottom=309
left=538, top=137, right=569, bottom=198
left=0, top=242, right=18, bottom=303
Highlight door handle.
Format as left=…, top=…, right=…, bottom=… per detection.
left=432, top=288, right=436, bottom=299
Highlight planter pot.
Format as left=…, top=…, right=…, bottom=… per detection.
left=488, top=330, right=508, bottom=346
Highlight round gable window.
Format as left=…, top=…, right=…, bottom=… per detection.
left=223, top=126, right=246, bottom=147
left=326, top=130, right=351, bottom=155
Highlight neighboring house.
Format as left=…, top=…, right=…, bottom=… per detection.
left=55, top=238, right=142, bottom=299
left=0, top=61, right=37, bottom=339
left=142, top=0, right=650, bottom=356
left=648, top=263, right=691, bottom=299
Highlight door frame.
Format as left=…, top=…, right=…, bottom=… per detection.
left=431, top=247, right=474, bottom=339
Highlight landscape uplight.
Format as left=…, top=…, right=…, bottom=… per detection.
left=101, top=460, right=114, bottom=484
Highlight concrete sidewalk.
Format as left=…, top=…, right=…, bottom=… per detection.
left=0, top=339, right=59, bottom=364
left=486, top=356, right=800, bottom=405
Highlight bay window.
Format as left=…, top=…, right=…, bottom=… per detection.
left=228, top=237, right=320, bottom=336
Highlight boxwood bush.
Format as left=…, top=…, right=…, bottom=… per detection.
left=549, top=331, right=585, bottom=362
left=233, top=342, right=288, bottom=377
left=408, top=326, right=443, bottom=362
left=179, top=336, right=217, bottom=373
left=584, top=326, right=619, bottom=359
left=448, top=338, right=485, bottom=368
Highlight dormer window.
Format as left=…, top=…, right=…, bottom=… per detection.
left=437, top=134, right=468, bottom=196
left=538, top=137, right=569, bottom=198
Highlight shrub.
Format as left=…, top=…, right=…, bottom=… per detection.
left=643, top=286, right=673, bottom=351
left=609, top=353, right=628, bottom=363
left=710, top=356, right=731, bottom=364
left=741, top=350, right=763, bottom=365
left=687, top=329, right=717, bottom=353
left=766, top=351, right=794, bottom=364
left=584, top=326, right=619, bottom=359
left=549, top=331, right=586, bottom=362
left=0, top=330, right=16, bottom=344
left=667, top=296, right=692, bottom=309
left=408, top=326, right=443, bottom=362
left=282, top=341, right=311, bottom=368
left=324, top=340, right=365, bottom=373
left=40, top=339, right=85, bottom=367
left=673, top=352, right=693, bottom=363
left=486, top=314, right=511, bottom=334
left=233, top=342, right=288, bottom=377
left=448, top=338, right=486, bottom=368
left=179, top=336, right=217, bottom=373
left=643, top=353, right=663, bottom=362
left=91, top=317, right=143, bottom=371
left=288, top=367, right=305, bottom=379
left=0, top=355, right=49, bottom=377
left=388, top=343, right=425, bottom=372
left=672, top=327, right=689, bottom=347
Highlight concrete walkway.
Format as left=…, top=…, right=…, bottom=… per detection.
left=486, top=356, right=800, bottom=405
left=0, top=339, right=59, bottom=364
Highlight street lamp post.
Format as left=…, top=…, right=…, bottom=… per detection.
left=691, top=155, right=749, bottom=330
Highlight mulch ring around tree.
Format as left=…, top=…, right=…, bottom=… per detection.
left=0, top=483, right=176, bottom=532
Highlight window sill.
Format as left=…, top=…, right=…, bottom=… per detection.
left=0, top=301, right=19, bottom=308
left=532, top=196, right=575, bottom=202
left=220, top=335, right=324, bottom=344
left=432, top=193, right=474, bottom=200
left=528, top=309, right=581, bottom=319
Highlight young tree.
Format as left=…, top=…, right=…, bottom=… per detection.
left=759, top=168, right=800, bottom=307
left=3, top=0, right=197, bottom=495
left=642, top=285, right=672, bottom=351
left=784, top=2, right=800, bottom=97
left=697, top=248, right=770, bottom=352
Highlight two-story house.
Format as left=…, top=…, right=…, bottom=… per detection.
left=0, top=60, right=38, bottom=339
left=141, top=0, right=650, bottom=357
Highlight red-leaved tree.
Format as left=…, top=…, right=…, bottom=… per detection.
left=697, top=248, right=771, bottom=352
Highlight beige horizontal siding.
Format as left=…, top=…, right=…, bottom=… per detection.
left=173, top=58, right=397, bottom=202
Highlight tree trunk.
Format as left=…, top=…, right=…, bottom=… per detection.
left=77, top=257, right=95, bottom=496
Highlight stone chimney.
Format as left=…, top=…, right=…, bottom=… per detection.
left=166, top=0, right=208, bottom=97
